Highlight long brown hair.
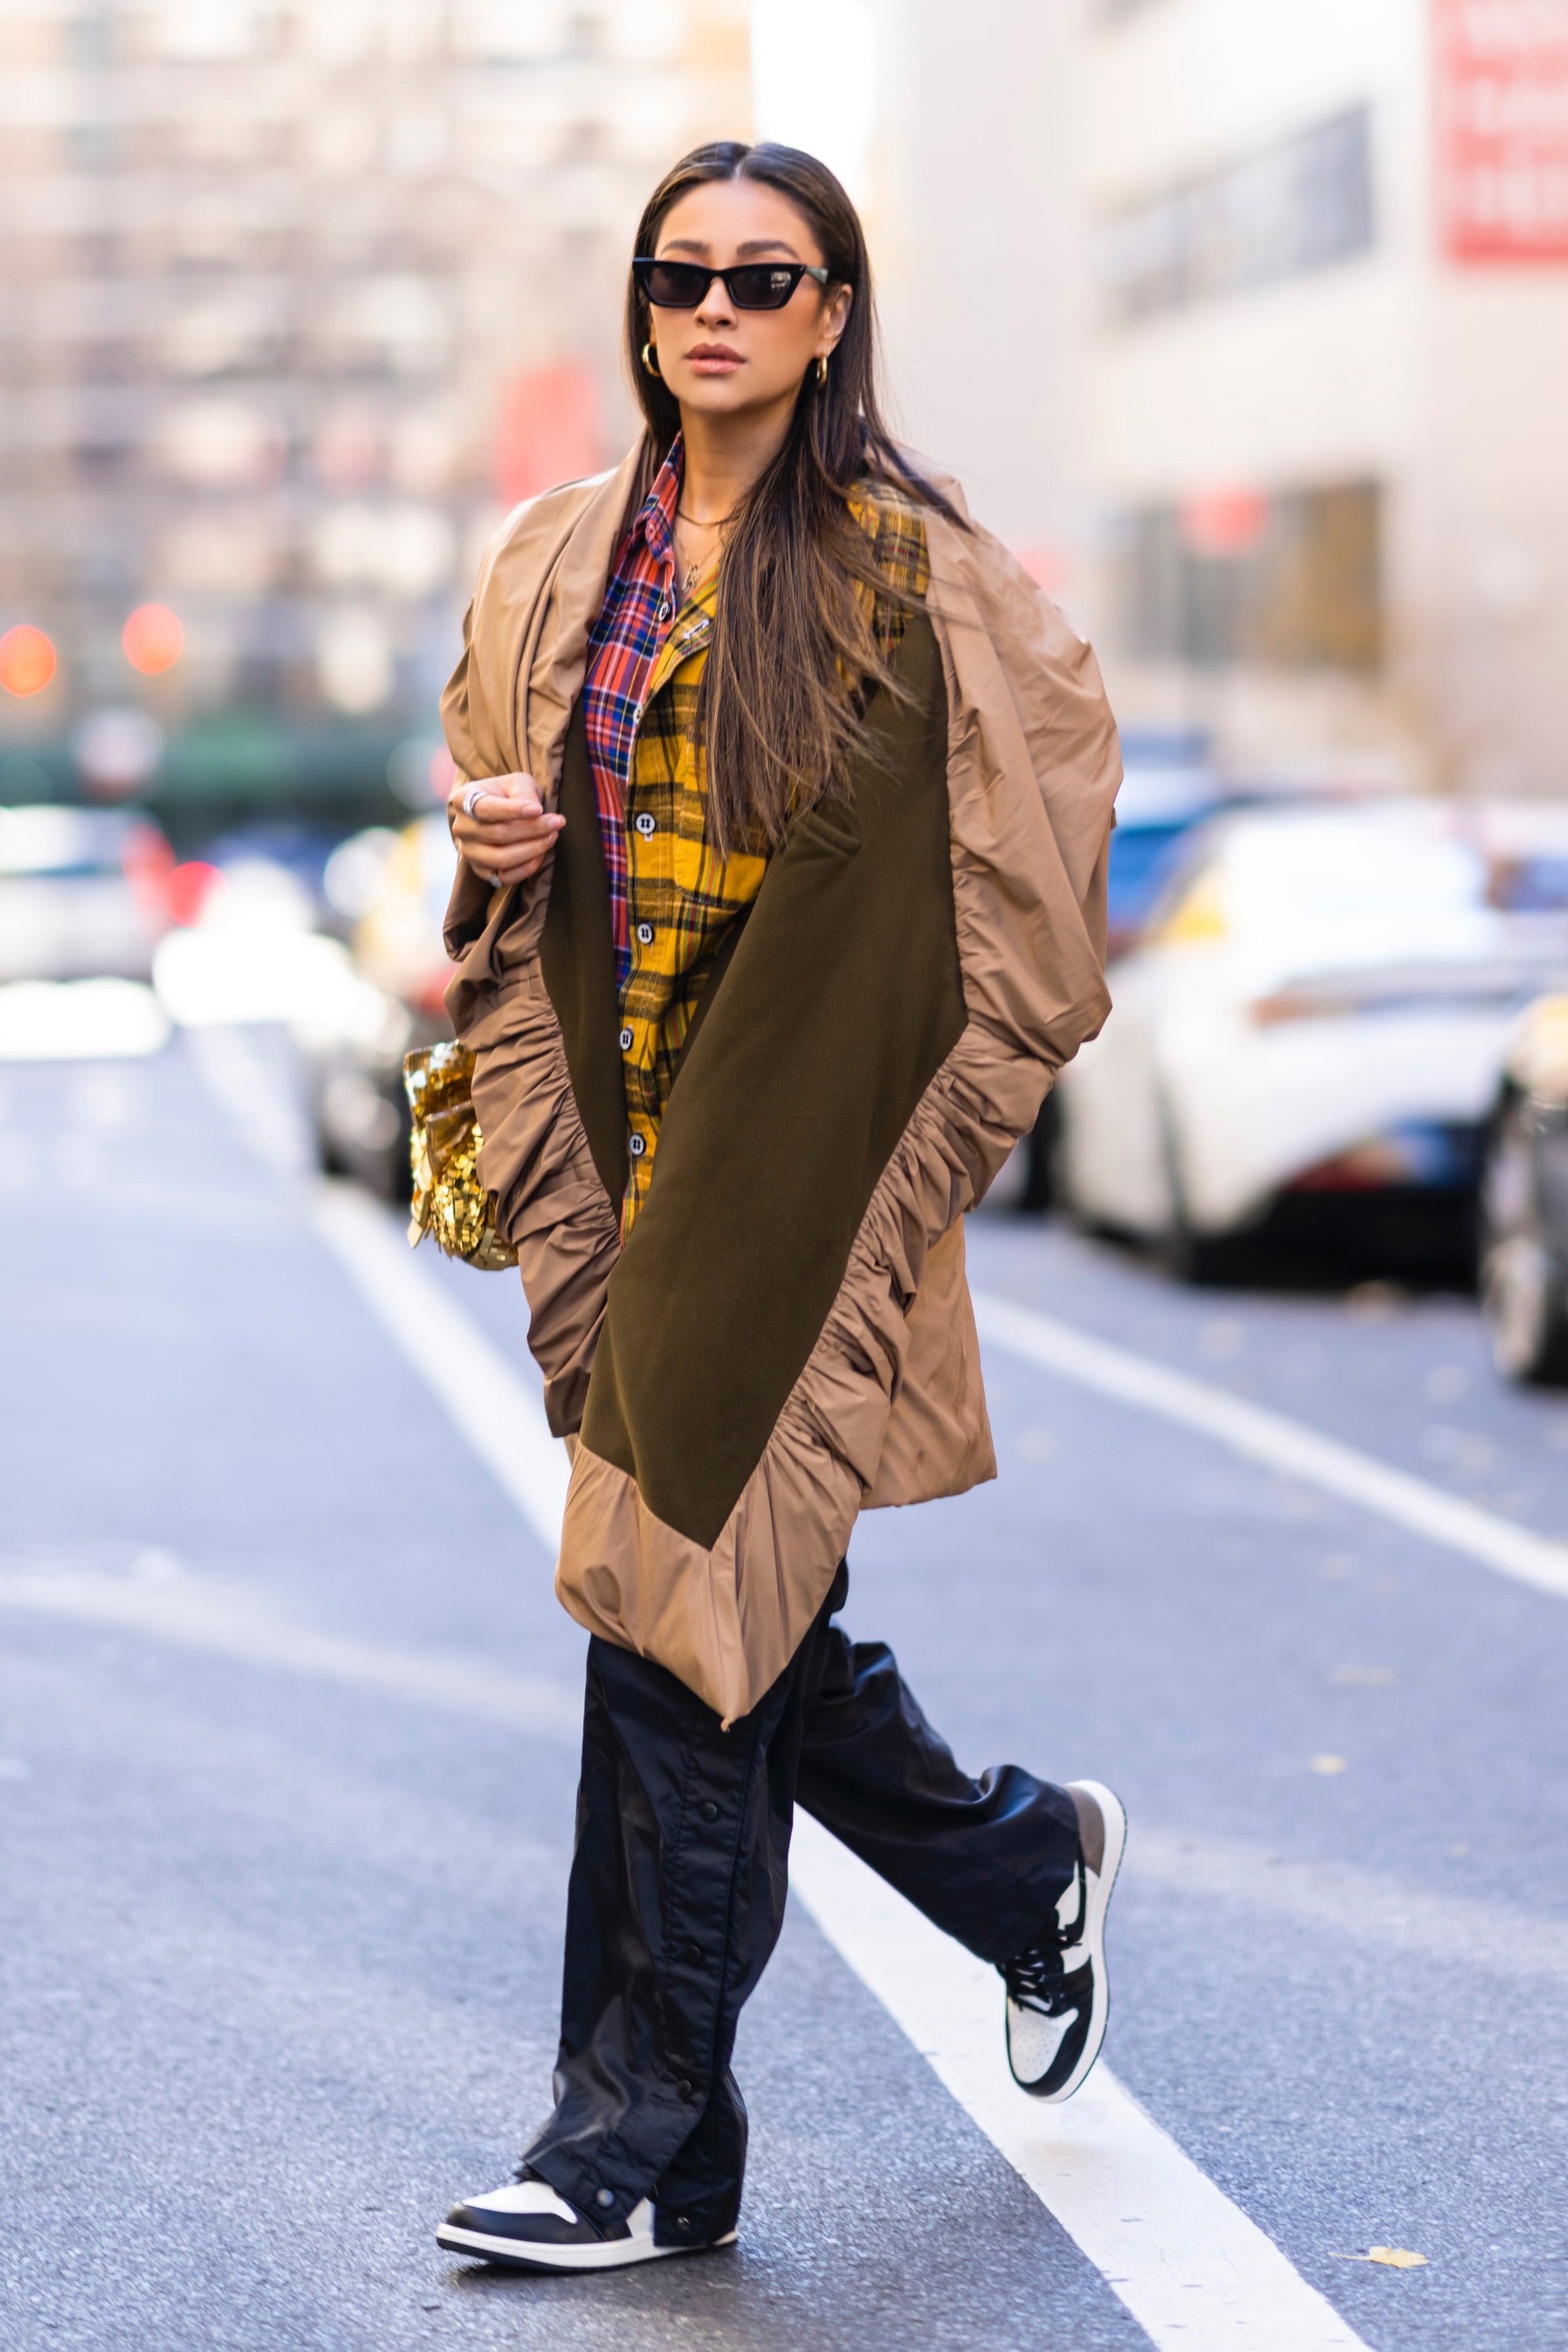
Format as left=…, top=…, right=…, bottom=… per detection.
left=625, top=140, right=962, bottom=853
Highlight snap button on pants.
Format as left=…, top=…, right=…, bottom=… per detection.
left=521, top=1562, right=1080, bottom=2246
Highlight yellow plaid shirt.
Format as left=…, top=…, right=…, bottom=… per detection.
left=614, top=487, right=931, bottom=1236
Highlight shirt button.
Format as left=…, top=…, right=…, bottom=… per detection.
left=628, top=1132, right=646, bottom=1158
left=635, top=812, right=655, bottom=838
left=699, top=1801, right=719, bottom=1823
left=658, top=596, right=672, bottom=622
left=619, top=1026, right=633, bottom=1051
left=635, top=921, right=654, bottom=946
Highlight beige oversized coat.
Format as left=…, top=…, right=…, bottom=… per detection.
left=441, top=444, right=1120, bottom=1724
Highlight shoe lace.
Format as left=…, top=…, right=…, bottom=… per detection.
left=1001, top=1860, right=1087, bottom=2012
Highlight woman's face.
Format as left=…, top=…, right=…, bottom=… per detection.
left=644, top=177, right=851, bottom=423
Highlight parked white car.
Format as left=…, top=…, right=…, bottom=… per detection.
left=0, top=804, right=169, bottom=982
left=1056, top=799, right=1568, bottom=1269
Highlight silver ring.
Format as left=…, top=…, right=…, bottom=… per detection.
left=461, top=781, right=487, bottom=818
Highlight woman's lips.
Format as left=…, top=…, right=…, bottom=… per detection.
left=687, top=344, right=742, bottom=373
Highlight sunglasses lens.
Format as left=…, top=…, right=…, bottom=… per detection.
left=636, top=260, right=807, bottom=309
left=727, top=265, right=800, bottom=309
left=641, top=262, right=710, bottom=307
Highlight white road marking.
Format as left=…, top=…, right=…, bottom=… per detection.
left=180, top=1044, right=1378, bottom=2346
left=0, top=1562, right=581, bottom=1741
left=1132, top=1822, right=1567, bottom=1985
left=974, top=1289, right=1568, bottom=1602
left=285, top=1183, right=1375, bottom=2351
left=789, top=1815, right=1370, bottom=2352
left=186, top=1025, right=570, bottom=1553
left=183, top=1024, right=314, bottom=1180
left=8, top=1550, right=1559, bottom=1987
left=308, top=1179, right=569, bottom=1555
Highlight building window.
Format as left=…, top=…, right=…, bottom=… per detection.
left=1116, top=480, right=1383, bottom=672
left=64, top=121, right=118, bottom=172
left=67, top=11, right=116, bottom=67
left=1098, top=107, right=1375, bottom=323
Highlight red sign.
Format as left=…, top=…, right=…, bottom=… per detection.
left=492, top=363, right=601, bottom=506
left=1435, top=0, right=1568, bottom=260
left=1178, top=487, right=1270, bottom=560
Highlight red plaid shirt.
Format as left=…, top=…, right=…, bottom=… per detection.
left=580, top=439, right=929, bottom=1239
left=583, top=437, right=685, bottom=988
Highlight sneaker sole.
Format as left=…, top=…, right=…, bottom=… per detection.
left=434, top=2221, right=737, bottom=2274
left=1018, top=1777, right=1127, bottom=2105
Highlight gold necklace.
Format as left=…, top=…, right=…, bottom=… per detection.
left=674, top=506, right=731, bottom=594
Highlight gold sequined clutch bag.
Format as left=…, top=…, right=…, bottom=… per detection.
left=403, top=1041, right=516, bottom=1271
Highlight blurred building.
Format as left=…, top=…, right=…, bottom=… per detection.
left=0, top=0, right=749, bottom=815
left=862, top=0, right=1568, bottom=800
left=844, top=0, right=1091, bottom=606
left=1086, top=0, right=1568, bottom=798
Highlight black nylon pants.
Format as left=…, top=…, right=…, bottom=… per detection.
left=521, top=1563, right=1080, bottom=2248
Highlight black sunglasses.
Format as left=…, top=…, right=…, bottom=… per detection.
left=633, top=257, right=831, bottom=312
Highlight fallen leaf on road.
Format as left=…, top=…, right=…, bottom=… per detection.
left=1329, top=2248, right=1429, bottom=2268
left=1309, top=1754, right=1348, bottom=1774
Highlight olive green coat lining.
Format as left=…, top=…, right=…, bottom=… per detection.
left=548, top=616, right=964, bottom=1553
left=539, top=706, right=628, bottom=1214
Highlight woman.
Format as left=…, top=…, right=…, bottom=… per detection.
left=434, top=141, right=1123, bottom=2277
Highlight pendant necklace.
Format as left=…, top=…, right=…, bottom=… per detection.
left=676, top=503, right=733, bottom=597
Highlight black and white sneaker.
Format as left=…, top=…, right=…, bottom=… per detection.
left=436, top=2173, right=737, bottom=2274
left=1003, top=1778, right=1127, bottom=2102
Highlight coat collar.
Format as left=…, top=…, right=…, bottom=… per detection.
left=440, top=446, right=644, bottom=985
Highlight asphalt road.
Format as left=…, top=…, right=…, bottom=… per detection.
left=2, top=1032, right=1565, bottom=2352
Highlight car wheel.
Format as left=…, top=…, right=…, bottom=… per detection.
left=1155, top=1093, right=1249, bottom=1285
left=1159, top=1215, right=1250, bottom=1287
left=1480, top=1094, right=1568, bottom=1383
left=377, top=1102, right=414, bottom=1210
left=312, top=1095, right=350, bottom=1178
left=1018, top=1092, right=1060, bottom=1214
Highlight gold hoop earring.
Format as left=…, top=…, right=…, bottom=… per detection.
left=641, top=340, right=660, bottom=376
left=816, top=354, right=829, bottom=386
